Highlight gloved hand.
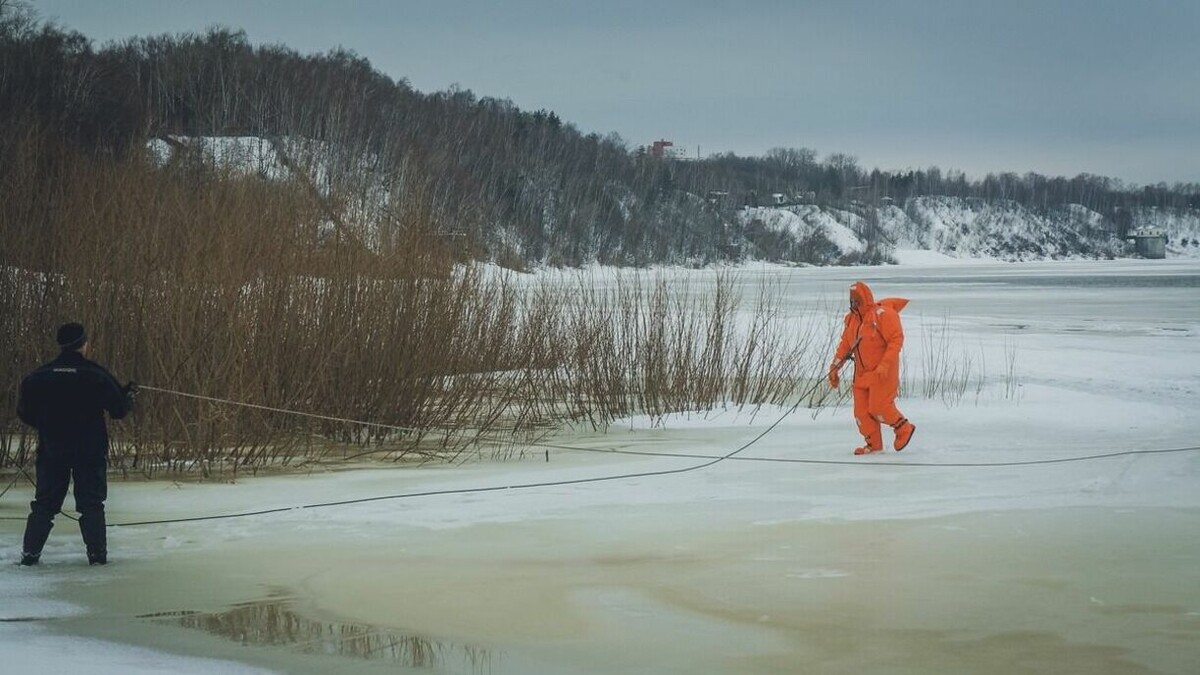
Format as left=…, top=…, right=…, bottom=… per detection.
left=873, top=363, right=890, bottom=384
left=827, top=364, right=841, bottom=388
left=122, top=381, right=138, bottom=403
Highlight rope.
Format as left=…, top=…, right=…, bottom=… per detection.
left=0, top=469, right=23, bottom=501
left=137, top=385, right=426, bottom=435
left=88, top=441, right=1200, bottom=527
left=0, top=465, right=78, bottom=523
left=107, top=377, right=827, bottom=527
left=0, top=379, right=822, bottom=526
left=5, top=383, right=1199, bottom=529
left=532, top=442, right=1200, bottom=467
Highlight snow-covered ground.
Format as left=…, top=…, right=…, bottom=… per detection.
left=3, top=259, right=1199, bottom=674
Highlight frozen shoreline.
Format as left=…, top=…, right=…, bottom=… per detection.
left=3, top=258, right=1199, bottom=674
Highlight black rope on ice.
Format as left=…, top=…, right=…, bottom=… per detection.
left=0, top=469, right=22, bottom=501
left=4, top=381, right=1198, bottom=529
left=106, top=375, right=827, bottom=527
left=532, top=443, right=1200, bottom=467
left=102, top=442, right=1200, bottom=527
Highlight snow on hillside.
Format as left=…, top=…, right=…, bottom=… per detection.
left=741, top=198, right=1200, bottom=263
left=143, top=136, right=1200, bottom=263
left=737, top=205, right=866, bottom=258
left=147, top=136, right=292, bottom=181
left=899, top=196, right=1123, bottom=261
left=148, top=136, right=396, bottom=247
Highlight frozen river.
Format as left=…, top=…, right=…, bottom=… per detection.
left=3, top=258, right=1199, bottom=674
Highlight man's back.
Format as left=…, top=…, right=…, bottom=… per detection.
left=18, top=322, right=130, bottom=566
left=18, top=350, right=129, bottom=455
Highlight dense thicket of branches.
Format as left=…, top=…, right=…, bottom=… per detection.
left=0, top=128, right=823, bottom=475
left=1, top=4, right=831, bottom=475
left=3, top=4, right=1198, bottom=268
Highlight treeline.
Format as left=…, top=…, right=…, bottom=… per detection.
left=1, top=7, right=724, bottom=267
left=3, top=4, right=1199, bottom=268
left=2, top=4, right=829, bottom=475
left=682, top=148, right=1200, bottom=214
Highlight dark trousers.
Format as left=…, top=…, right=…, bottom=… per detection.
left=23, top=450, right=108, bottom=555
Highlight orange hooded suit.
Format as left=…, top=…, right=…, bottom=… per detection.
left=829, top=281, right=916, bottom=454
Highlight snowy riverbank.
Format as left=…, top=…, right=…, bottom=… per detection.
left=3, top=259, right=1199, bottom=674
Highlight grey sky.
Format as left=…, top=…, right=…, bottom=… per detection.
left=30, top=0, right=1200, bottom=185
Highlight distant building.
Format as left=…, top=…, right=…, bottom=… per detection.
left=772, top=193, right=787, bottom=206
left=648, top=139, right=693, bottom=160
left=1126, top=227, right=1167, bottom=259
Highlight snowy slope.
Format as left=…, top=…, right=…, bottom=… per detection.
left=740, top=198, right=1200, bottom=263
left=143, top=137, right=1200, bottom=264
left=148, top=135, right=397, bottom=248
left=147, top=136, right=292, bottom=180
left=899, top=196, right=1124, bottom=260
left=737, top=205, right=866, bottom=260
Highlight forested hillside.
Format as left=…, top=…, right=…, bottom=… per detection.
left=3, top=6, right=1199, bottom=268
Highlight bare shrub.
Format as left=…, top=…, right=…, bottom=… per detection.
left=902, top=316, right=1022, bottom=407
left=548, top=271, right=828, bottom=427
left=1, top=142, right=828, bottom=476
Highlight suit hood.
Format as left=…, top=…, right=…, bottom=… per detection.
left=850, top=281, right=908, bottom=315
left=849, top=281, right=876, bottom=309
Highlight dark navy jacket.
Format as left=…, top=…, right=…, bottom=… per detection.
left=17, top=350, right=130, bottom=463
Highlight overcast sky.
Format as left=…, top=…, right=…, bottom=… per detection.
left=30, top=0, right=1200, bottom=186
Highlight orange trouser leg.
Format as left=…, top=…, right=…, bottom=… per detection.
left=852, top=385, right=882, bottom=449
left=866, top=377, right=904, bottom=428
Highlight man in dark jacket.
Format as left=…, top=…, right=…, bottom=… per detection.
left=17, top=323, right=133, bottom=566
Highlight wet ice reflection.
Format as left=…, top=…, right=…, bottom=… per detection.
left=143, top=595, right=494, bottom=672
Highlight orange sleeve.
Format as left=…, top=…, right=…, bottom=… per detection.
left=833, top=314, right=857, bottom=365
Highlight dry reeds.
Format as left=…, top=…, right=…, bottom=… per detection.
left=0, top=140, right=830, bottom=476
left=904, top=315, right=1022, bottom=407
left=547, top=271, right=830, bottom=426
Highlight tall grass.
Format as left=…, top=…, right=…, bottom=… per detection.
left=905, top=315, right=1021, bottom=407
left=0, top=141, right=830, bottom=476
left=548, top=272, right=829, bottom=427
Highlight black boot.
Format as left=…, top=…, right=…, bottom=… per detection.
left=87, top=549, right=107, bottom=566
left=19, top=551, right=41, bottom=566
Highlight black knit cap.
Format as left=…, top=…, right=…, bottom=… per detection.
left=56, top=322, right=87, bottom=351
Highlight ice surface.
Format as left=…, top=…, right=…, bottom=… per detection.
left=2, top=259, right=1198, bottom=673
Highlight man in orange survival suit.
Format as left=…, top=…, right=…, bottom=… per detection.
left=827, top=281, right=916, bottom=455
